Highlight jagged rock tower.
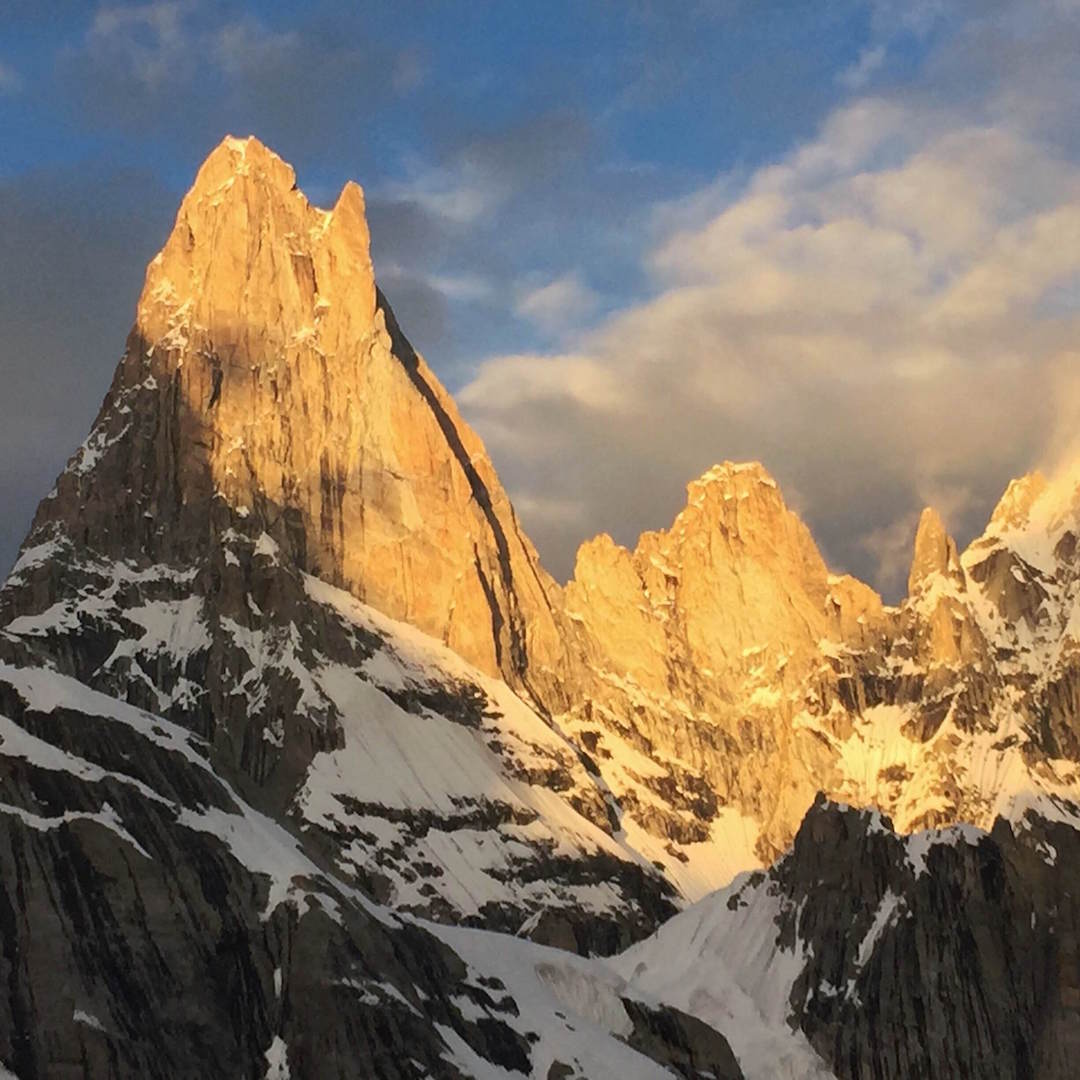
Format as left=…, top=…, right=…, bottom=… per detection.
left=32, top=136, right=561, bottom=687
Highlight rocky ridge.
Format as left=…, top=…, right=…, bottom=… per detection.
left=551, top=455, right=1080, bottom=890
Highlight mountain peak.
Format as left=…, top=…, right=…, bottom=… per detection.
left=181, top=135, right=300, bottom=216
left=988, top=470, right=1049, bottom=534
left=138, top=134, right=373, bottom=353
left=908, top=506, right=963, bottom=596
left=690, top=460, right=778, bottom=495
left=28, top=135, right=562, bottom=683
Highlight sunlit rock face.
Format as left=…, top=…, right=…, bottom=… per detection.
left=564, top=463, right=833, bottom=693
left=908, top=507, right=964, bottom=597
left=552, top=450, right=1080, bottom=883
left=553, top=462, right=860, bottom=877
left=30, top=135, right=562, bottom=685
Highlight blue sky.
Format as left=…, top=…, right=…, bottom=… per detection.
left=2, top=1, right=898, bottom=362
left=3, top=1, right=1080, bottom=594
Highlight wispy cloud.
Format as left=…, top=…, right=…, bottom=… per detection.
left=84, top=1, right=193, bottom=92
left=516, top=273, right=599, bottom=335
left=838, top=45, right=885, bottom=89
left=59, top=2, right=419, bottom=149
left=382, top=165, right=498, bottom=226
left=0, top=61, right=22, bottom=94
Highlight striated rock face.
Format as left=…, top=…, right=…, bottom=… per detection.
left=31, top=135, right=561, bottom=687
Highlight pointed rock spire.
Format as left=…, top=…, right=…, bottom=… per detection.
left=908, top=507, right=964, bottom=596
left=137, top=133, right=376, bottom=354
left=30, top=135, right=562, bottom=683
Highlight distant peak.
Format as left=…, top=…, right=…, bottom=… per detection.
left=689, top=461, right=779, bottom=497
left=988, top=471, right=1048, bottom=533
left=186, top=134, right=298, bottom=204
left=908, top=506, right=962, bottom=596
left=915, top=506, right=948, bottom=543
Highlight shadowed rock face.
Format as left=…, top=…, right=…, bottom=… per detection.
left=617, top=796, right=1080, bottom=1080
left=0, top=649, right=733, bottom=1079
left=777, top=799, right=1080, bottom=1080
left=0, top=653, right=528, bottom=1079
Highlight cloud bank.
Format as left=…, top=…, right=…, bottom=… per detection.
left=460, top=3, right=1080, bottom=597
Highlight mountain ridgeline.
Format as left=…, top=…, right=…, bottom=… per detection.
left=2, top=136, right=1079, bottom=1079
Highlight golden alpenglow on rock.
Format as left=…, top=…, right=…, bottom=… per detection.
left=35, top=135, right=562, bottom=684
left=908, top=507, right=964, bottom=596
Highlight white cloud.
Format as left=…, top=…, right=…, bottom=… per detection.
left=460, top=353, right=630, bottom=416
left=460, top=97, right=1080, bottom=593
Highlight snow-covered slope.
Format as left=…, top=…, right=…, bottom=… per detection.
left=2, top=520, right=675, bottom=955
left=0, top=647, right=742, bottom=1078
left=612, top=868, right=833, bottom=1080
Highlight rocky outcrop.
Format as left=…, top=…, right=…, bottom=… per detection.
left=617, top=796, right=1080, bottom=1080
left=564, top=462, right=833, bottom=693
left=619, top=997, right=745, bottom=1079
left=780, top=799, right=1080, bottom=1080
left=553, top=463, right=855, bottom=870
